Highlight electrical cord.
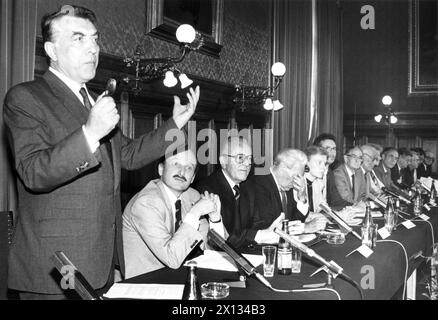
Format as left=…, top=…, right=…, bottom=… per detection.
left=376, top=239, right=408, bottom=300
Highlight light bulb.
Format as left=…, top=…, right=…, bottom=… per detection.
left=390, top=115, right=398, bottom=124
left=179, top=73, right=193, bottom=89
left=382, top=95, right=392, bottom=106
left=374, top=114, right=382, bottom=123
left=273, top=100, right=284, bottom=111
left=263, top=98, right=273, bottom=110
left=271, top=62, right=286, bottom=77
left=163, top=71, right=178, bottom=88
left=176, top=24, right=196, bottom=43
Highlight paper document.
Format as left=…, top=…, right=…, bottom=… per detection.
left=103, top=283, right=184, bottom=300
left=184, top=250, right=263, bottom=272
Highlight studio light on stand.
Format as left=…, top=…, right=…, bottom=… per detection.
left=122, top=24, right=203, bottom=95
left=374, top=95, right=398, bottom=146
left=233, top=62, right=286, bottom=112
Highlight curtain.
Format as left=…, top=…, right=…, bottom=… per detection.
left=0, top=0, right=38, bottom=213
left=272, top=0, right=343, bottom=154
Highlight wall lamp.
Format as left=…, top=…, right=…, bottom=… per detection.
left=233, top=62, right=286, bottom=112
left=122, top=24, right=204, bottom=95
left=374, top=95, right=398, bottom=124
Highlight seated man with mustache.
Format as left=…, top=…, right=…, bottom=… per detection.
left=122, top=148, right=225, bottom=279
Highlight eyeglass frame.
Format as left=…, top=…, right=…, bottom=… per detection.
left=346, top=154, right=363, bottom=161
left=225, top=154, right=253, bottom=164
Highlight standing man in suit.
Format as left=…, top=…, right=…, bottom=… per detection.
left=195, top=136, right=257, bottom=250
left=391, top=148, right=411, bottom=188
left=3, top=5, right=200, bottom=299
left=328, top=146, right=366, bottom=210
left=122, top=149, right=224, bottom=278
left=248, top=148, right=326, bottom=244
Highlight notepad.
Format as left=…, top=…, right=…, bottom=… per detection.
left=184, top=250, right=263, bottom=272
left=103, top=283, right=184, bottom=300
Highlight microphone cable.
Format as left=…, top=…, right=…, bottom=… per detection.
left=376, top=239, right=408, bottom=300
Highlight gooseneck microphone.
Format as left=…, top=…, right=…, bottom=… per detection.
left=207, top=229, right=272, bottom=289
left=105, top=78, right=117, bottom=97
left=319, top=203, right=361, bottom=240
left=274, top=228, right=344, bottom=276
left=367, top=193, right=386, bottom=209
left=382, top=187, right=412, bottom=204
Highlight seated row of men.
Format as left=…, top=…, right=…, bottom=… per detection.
left=121, top=132, right=435, bottom=279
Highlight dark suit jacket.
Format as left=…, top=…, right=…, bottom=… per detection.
left=247, top=173, right=308, bottom=229
left=418, top=163, right=432, bottom=178
left=3, top=71, right=180, bottom=293
left=195, top=170, right=257, bottom=250
left=403, top=167, right=416, bottom=187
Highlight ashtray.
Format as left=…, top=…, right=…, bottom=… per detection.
left=201, top=282, right=230, bottom=299
left=326, top=232, right=345, bottom=245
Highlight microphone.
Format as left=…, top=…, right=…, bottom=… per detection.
left=367, top=193, right=386, bottom=209
left=207, top=230, right=272, bottom=289
left=319, top=203, right=361, bottom=240
left=382, top=187, right=412, bottom=204
left=417, top=181, right=431, bottom=194
left=274, top=228, right=344, bottom=276
left=105, top=78, right=117, bottom=97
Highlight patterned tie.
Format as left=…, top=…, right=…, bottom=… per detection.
left=280, top=190, right=288, bottom=215
left=79, top=87, right=92, bottom=110
left=174, top=199, right=182, bottom=232
left=233, top=185, right=240, bottom=200
left=307, top=179, right=314, bottom=212
left=351, top=173, right=355, bottom=198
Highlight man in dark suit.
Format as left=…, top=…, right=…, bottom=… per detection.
left=417, top=148, right=432, bottom=178
left=424, top=151, right=435, bottom=178
left=3, top=5, right=200, bottom=299
left=374, top=147, right=399, bottom=188
left=247, top=148, right=326, bottom=244
left=391, top=148, right=411, bottom=188
left=313, top=133, right=340, bottom=172
left=195, top=136, right=257, bottom=250
left=404, top=149, right=421, bottom=187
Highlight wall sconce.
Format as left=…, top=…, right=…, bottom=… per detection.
left=233, top=62, right=286, bottom=112
left=122, top=24, right=204, bottom=94
left=374, top=95, right=398, bottom=124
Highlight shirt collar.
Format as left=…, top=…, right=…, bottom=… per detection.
left=221, top=169, right=238, bottom=192
left=49, top=67, right=91, bottom=104
left=161, top=182, right=180, bottom=209
left=344, top=164, right=355, bottom=177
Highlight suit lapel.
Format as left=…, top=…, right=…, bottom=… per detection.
left=216, top=170, right=237, bottom=235
left=157, top=181, right=175, bottom=232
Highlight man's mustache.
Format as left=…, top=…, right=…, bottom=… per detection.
left=173, top=175, right=187, bottom=182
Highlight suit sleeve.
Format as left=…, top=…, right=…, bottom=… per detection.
left=3, top=85, right=100, bottom=192
left=120, top=118, right=184, bottom=170
left=129, top=195, right=203, bottom=269
left=327, top=170, right=353, bottom=209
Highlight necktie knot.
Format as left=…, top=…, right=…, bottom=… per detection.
left=233, top=185, right=240, bottom=200
left=79, top=87, right=92, bottom=110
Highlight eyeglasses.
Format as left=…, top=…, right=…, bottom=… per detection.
left=346, top=154, right=363, bottom=161
left=226, top=154, right=252, bottom=164
left=363, top=153, right=379, bottom=162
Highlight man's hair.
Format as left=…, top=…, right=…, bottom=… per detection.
left=411, top=147, right=425, bottom=157
left=41, top=5, right=97, bottom=43
left=382, top=147, right=398, bottom=156
left=304, top=146, right=327, bottom=160
left=360, top=144, right=378, bottom=156
left=410, top=148, right=420, bottom=157
left=398, top=147, right=411, bottom=158
left=345, top=145, right=361, bottom=155
left=313, top=133, right=336, bottom=147
left=367, top=143, right=383, bottom=155
left=273, top=148, right=307, bottom=168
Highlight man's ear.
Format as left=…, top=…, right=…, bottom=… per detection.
left=158, top=163, right=164, bottom=177
left=343, top=155, right=348, bottom=163
left=44, top=42, right=58, bottom=62
left=219, top=155, right=227, bottom=168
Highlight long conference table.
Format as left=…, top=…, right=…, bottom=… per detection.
left=124, top=205, right=438, bottom=300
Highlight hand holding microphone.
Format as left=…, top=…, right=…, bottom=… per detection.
left=84, top=79, right=119, bottom=143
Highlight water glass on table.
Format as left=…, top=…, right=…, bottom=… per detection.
left=291, top=248, right=302, bottom=273
left=262, top=245, right=277, bottom=277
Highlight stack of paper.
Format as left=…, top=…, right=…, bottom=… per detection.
left=183, top=250, right=263, bottom=272
left=103, top=283, right=184, bottom=300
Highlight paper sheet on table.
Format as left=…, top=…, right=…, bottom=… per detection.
left=103, top=283, right=184, bottom=300
left=420, top=177, right=438, bottom=190
left=184, top=250, right=263, bottom=272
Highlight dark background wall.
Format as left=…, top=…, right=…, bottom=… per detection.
left=36, top=0, right=271, bottom=86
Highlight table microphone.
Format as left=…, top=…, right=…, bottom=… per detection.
left=367, top=193, right=386, bottom=209
left=417, top=181, right=431, bottom=194
left=207, top=230, right=272, bottom=289
left=106, top=78, right=117, bottom=96
left=319, top=203, right=361, bottom=240
left=382, top=187, right=412, bottom=204
left=274, top=228, right=344, bottom=277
